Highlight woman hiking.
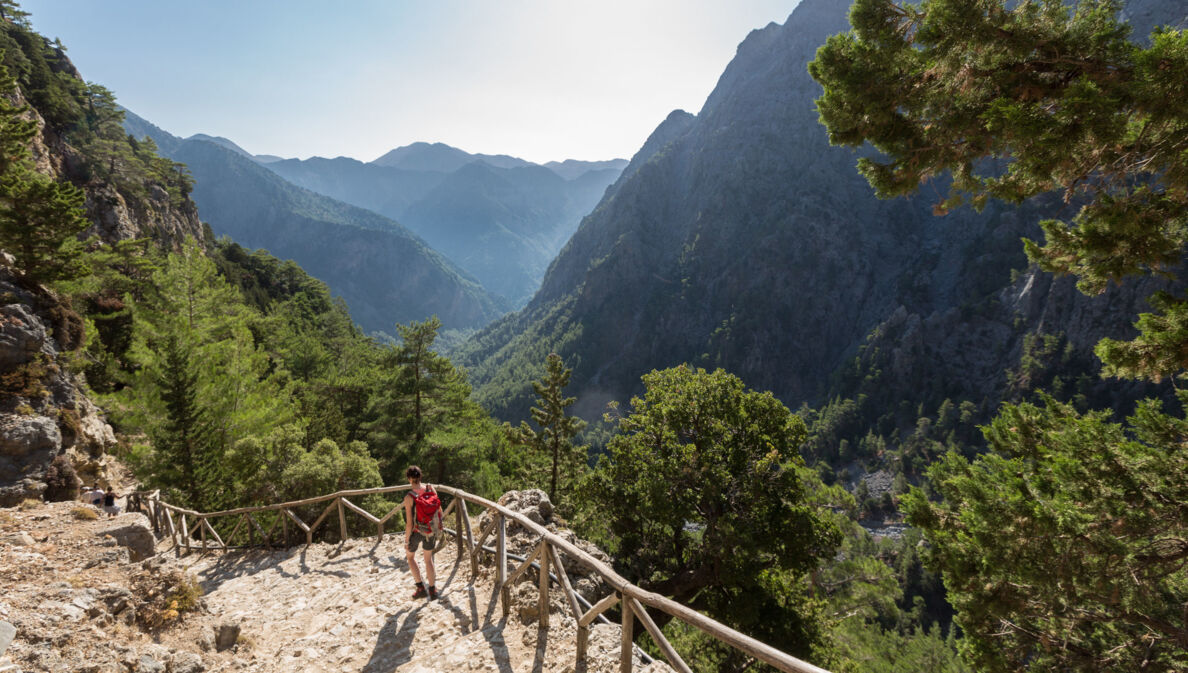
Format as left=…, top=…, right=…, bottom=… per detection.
left=403, top=465, right=438, bottom=600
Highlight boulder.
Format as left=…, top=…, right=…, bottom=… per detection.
left=215, top=622, right=240, bottom=652
left=0, top=477, right=46, bottom=507
left=0, top=414, right=61, bottom=459
left=170, top=651, right=206, bottom=673
left=0, top=304, right=51, bottom=369
left=0, top=620, right=14, bottom=656
left=97, top=513, right=155, bottom=561
left=497, top=489, right=554, bottom=526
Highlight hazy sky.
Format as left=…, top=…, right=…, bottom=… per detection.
left=21, top=0, right=802, bottom=164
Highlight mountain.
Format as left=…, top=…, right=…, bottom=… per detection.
left=543, top=158, right=629, bottom=181
left=265, top=144, right=625, bottom=305
left=456, top=0, right=1182, bottom=426
left=122, top=110, right=508, bottom=334
left=185, top=133, right=283, bottom=164
left=370, top=141, right=533, bottom=172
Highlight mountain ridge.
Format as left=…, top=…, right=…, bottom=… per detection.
left=122, top=109, right=509, bottom=334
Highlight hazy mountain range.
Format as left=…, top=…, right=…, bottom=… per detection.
left=122, top=111, right=508, bottom=335
left=455, top=0, right=1185, bottom=427
left=265, top=144, right=625, bottom=304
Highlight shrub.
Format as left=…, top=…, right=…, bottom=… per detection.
left=18, top=498, right=40, bottom=510
left=71, top=506, right=98, bottom=520
left=44, top=453, right=80, bottom=501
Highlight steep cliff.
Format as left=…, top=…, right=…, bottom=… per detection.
left=0, top=20, right=206, bottom=504
left=458, top=0, right=1186, bottom=425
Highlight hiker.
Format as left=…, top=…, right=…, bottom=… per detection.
left=89, top=485, right=105, bottom=508
left=103, top=490, right=120, bottom=517
left=403, top=465, right=439, bottom=600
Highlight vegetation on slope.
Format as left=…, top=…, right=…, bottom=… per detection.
left=812, top=0, right=1188, bottom=668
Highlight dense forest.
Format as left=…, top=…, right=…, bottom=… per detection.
left=2, top=0, right=1186, bottom=671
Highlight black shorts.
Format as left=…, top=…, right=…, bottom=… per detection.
left=407, top=531, right=435, bottom=552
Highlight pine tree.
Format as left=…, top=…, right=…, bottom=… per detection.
left=0, top=53, right=89, bottom=285
left=122, top=239, right=291, bottom=510
left=810, top=2, right=1188, bottom=669
left=367, top=316, right=470, bottom=483
left=506, top=353, right=587, bottom=505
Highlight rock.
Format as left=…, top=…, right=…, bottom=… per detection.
left=0, top=620, right=14, bottom=655
left=0, top=304, right=50, bottom=369
left=215, top=622, right=240, bottom=652
left=97, top=513, right=155, bottom=561
left=138, top=654, right=166, bottom=673
left=0, top=478, right=45, bottom=508
left=169, top=651, right=205, bottom=673
left=7, top=532, right=34, bottom=546
left=196, top=628, right=215, bottom=652
left=498, top=490, right=553, bottom=526
left=0, top=415, right=61, bottom=459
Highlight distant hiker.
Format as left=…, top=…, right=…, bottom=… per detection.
left=403, top=465, right=440, bottom=600
left=90, top=485, right=105, bottom=507
left=103, top=490, right=120, bottom=517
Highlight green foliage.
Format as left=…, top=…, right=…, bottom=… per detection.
left=0, top=46, right=89, bottom=285
left=903, top=394, right=1188, bottom=671
left=809, top=0, right=1188, bottom=381
left=116, top=239, right=293, bottom=511
left=579, top=365, right=842, bottom=666
left=366, top=316, right=472, bottom=483
left=505, top=353, right=588, bottom=510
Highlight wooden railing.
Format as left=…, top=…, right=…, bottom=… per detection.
left=128, top=486, right=831, bottom=673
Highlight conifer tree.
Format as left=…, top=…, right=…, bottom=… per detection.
left=122, top=239, right=291, bottom=510
left=507, top=353, right=587, bottom=504
left=0, top=54, right=89, bottom=285
left=367, top=316, right=470, bottom=483
left=811, top=2, right=1188, bottom=669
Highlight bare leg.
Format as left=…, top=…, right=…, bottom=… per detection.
left=407, top=548, right=423, bottom=584
left=423, top=548, right=436, bottom=587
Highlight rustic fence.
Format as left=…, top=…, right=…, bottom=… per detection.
left=128, top=486, right=830, bottom=673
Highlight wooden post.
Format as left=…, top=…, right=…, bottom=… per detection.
left=460, top=498, right=478, bottom=578
left=455, top=496, right=465, bottom=560
left=497, top=513, right=508, bottom=618
left=164, top=508, right=178, bottom=552
left=621, top=594, right=634, bottom=673
left=628, top=596, right=692, bottom=673
left=337, top=498, right=348, bottom=543
left=282, top=512, right=289, bottom=546
left=199, top=516, right=207, bottom=553
left=549, top=544, right=583, bottom=620
left=578, top=592, right=620, bottom=665
left=180, top=515, right=190, bottom=554
left=538, top=542, right=550, bottom=629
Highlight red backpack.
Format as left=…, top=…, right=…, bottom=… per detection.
left=413, top=485, right=442, bottom=536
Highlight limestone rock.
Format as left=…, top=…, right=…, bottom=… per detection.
left=169, top=651, right=205, bottom=673
left=7, top=532, right=34, bottom=546
left=215, top=622, right=239, bottom=652
left=138, top=654, right=165, bottom=673
left=0, top=304, right=51, bottom=369
left=498, top=489, right=554, bottom=525
left=0, top=415, right=61, bottom=459
left=96, top=514, right=155, bottom=562
left=0, top=478, right=46, bottom=508
left=0, top=620, right=14, bottom=655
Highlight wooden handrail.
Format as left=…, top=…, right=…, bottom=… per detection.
left=131, top=486, right=831, bottom=673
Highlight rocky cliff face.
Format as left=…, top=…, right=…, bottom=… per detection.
left=0, top=53, right=206, bottom=506
left=460, top=0, right=1185, bottom=424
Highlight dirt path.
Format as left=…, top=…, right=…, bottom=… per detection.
left=180, top=535, right=665, bottom=673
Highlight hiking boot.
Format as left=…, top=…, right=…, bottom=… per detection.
left=428, top=586, right=438, bottom=601
left=411, top=584, right=428, bottom=599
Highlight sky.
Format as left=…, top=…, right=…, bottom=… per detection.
left=20, top=0, right=803, bottom=164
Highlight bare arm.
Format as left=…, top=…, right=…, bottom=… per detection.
left=404, top=494, right=414, bottom=543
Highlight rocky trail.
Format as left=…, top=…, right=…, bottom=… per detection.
left=0, top=496, right=669, bottom=673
